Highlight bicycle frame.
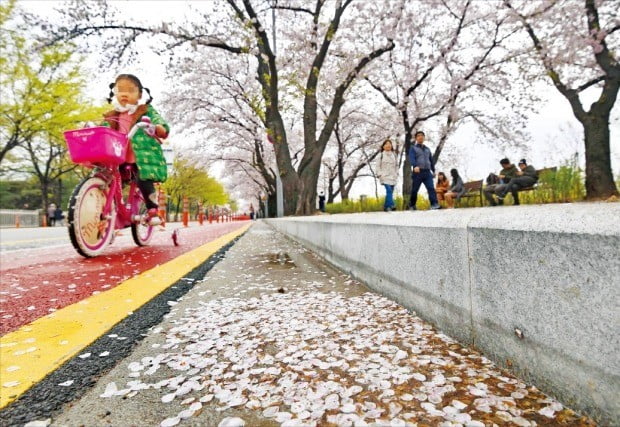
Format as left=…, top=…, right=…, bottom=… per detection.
left=94, top=165, right=143, bottom=229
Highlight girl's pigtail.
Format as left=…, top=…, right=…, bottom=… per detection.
left=144, top=87, right=153, bottom=104
left=106, top=82, right=115, bottom=103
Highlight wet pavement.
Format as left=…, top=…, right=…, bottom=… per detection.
left=46, top=222, right=593, bottom=427
left=0, top=222, right=247, bottom=334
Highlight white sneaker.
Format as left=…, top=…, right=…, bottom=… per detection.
left=147, top=216, right=162, bottom=226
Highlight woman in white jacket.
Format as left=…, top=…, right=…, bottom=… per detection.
left=376, top=139, right=399, bottom=211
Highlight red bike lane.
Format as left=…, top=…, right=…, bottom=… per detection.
left=0, top=222, right=249, bottom=335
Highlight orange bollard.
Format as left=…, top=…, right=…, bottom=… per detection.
left=15, top=215, right=20, bottom=228
left=182, top=196, right=189, bottom=227
left=198, top=202, right=204, bottom=225
left=208, top=208, right=213, bottom=224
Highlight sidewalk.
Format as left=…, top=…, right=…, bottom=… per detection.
left=46, top=222, right=591, bottom=427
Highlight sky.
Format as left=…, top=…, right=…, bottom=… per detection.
left=19, top=0, right=620, bottom=205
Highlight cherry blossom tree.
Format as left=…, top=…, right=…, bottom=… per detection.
left=42, top=0, right=398, bottom=215
left=244, top=0, right=397, bottom=214
left=365, top=0, right=532, bottom=199
left=320, top=99, right=399, bottom=202
left=165, top=54, right=281, bottom=214
left=504, top=0, right=619, bottom=199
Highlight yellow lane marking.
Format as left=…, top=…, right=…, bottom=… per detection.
left=0, top=223, right=250, bottom=408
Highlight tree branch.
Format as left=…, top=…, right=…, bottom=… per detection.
left=576, top=75, right=606, bottom=92
left=365, top=77, right=397, bottom=107
left=46, top=24, right=245, bottom=54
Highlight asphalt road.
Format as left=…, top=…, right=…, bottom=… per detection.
left=0, top=222, right=193, bottom=253
left=0, top=221, right=249, bottom=334
left=0, top=226, right=69, bottom=252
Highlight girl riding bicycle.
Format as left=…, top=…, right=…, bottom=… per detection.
left=103, top=73, right=169, bottom=225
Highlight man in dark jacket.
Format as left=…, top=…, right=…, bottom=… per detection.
left=498, top=159, right=538, bottom=203
left=484, top=158, right=519, bottom=206
left=408, top=131, right=441, bottom=210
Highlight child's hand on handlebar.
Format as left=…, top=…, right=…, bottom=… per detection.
left=137, top=117, right=156, bottom=136
left=139, top=117, right=165, bottom=139
left=127, top=117, right=166, bottom=141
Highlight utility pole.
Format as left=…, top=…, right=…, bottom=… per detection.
left=272, top=1, right=284, bottom=218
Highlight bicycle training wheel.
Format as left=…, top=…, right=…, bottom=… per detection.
left=131, top=191, right=154, bottom=246
left=67, top=176, right=116, bottom=257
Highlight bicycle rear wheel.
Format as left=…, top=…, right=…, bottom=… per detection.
left=67, top=176, right=116, bottom=257
left=131, top=191, right=154, bottom=246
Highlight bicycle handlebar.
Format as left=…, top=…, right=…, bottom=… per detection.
left=127, top=117, right=157, bottom=140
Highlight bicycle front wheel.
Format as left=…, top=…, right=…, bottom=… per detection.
left=67, top=176, right=116, bottom=257
left=131, top=192, right=154, bottom=246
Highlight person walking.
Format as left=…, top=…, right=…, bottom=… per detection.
left=408, top=131, right=441, bottom=210
left=47, top=203, right=56, bottom=227
left=444, top=169, right=466, bottom=208
left=498, top=159, right=538, bottom=202
left=376, top=139, right=398, bottom=211
left=484, top=158, right=519, bottom=206
left=54, top=205, right=64, bottom=226
left=318, top=192, right=326, bottom=212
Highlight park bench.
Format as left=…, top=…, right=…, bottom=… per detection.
left=515, top=167, right=557, bottom=193
left=456, top=168, right=557, bottom=207
left=457, top=179, right=484, bottom=207
left=481, top=166, right=557, bottom=205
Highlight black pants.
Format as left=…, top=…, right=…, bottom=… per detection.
left=410, top=169, right=438, bottom=207
left=137, top=180, right=158, bottom=210
left=484, top=184, right=519, bottom=205
left=120, top=163, right=158, bottom=210
left=500, top=177, right=536, bottom=204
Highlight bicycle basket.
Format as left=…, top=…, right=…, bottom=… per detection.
left=64, top=127, right=128, bottom=165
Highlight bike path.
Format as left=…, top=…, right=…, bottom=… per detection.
left=0, top=222, right=247, bottom=335
left=0, top=222, right=250, bottom=409
left=47, top=222, right=592, bottom=427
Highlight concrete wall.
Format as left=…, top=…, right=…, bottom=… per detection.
left=266, top=203, right=620, bottom=424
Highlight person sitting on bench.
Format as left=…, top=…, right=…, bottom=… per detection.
left=484, top=158, right=518, bottom=206
left=498, top=159, right=538, bottom=204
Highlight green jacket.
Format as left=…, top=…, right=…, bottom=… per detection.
left=499, top=164, right=518, bottom=183
left=521, top=165, right=538, bottom=180
left=103, top=104, right=169, bottom=182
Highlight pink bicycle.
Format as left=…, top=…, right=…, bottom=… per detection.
left=63, top=118, right=160, bottom=257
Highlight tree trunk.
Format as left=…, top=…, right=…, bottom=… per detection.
left=267, top=192, right=277, bottom=217
left=337, top=157, right=346, bottom=202
left=327, top=177, right=335, bottom=203
left=280, top=171, right=300, bottom=215
left=41, top=181, right=49, bottom=225
left=582, top=113, right=619, bottom=199
left=269, top=110, right=300, bottom=216
left=57, top=178, right=63, bottom=206
left=0, top=135, right=19, bottom=165
left=401, top=123, right=413, bottom=204
left=296, top=156, right=322, bottom=215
